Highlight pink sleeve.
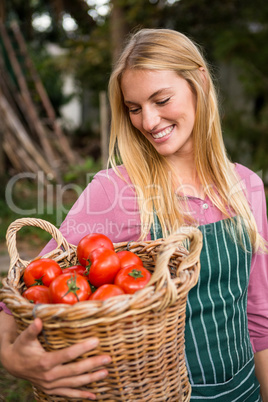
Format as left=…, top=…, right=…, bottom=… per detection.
left=41, top=168, right=142, bottom=255
left=246, top=173, right=268, bottom=352
left=0, top=302, right=12, bottom=315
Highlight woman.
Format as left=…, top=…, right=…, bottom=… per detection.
left=1, top=28, right=268, bottom=401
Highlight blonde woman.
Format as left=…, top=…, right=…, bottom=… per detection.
left=1, top=29, right=268, bottom=401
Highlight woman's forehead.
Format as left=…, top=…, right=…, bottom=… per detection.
left=121, top=69, right=184, bottom=101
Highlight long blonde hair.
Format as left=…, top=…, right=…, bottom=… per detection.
left=108, top=28, right=265, bottom=251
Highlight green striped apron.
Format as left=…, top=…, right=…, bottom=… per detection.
left=151, top=217, right=261, bottom=401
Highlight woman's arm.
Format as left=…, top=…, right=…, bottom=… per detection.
left=0, top=311, right=111, bottom=400
left=254, top=349, right=268, bottom=402
left=41, top=167, right=141, bottom=255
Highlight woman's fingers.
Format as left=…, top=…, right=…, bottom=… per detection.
left=35, top=386, right=98, bottom=400
left=47, top=337, right=100, bottom=367
left=40, top=351, right=111, bottom=382
left=2, top=315, right=111, bottom=400
left=31, top=352, right=111, bottom=400
left=35, top=368, right=109, bottom=393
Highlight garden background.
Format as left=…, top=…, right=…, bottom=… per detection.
left=0, top=0, right=268, bottom=399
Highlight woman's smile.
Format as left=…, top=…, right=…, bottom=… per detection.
left=151, top=124, right=175, bottom=140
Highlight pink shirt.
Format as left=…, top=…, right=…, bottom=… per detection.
left=1, top=163, right=268, bottom=353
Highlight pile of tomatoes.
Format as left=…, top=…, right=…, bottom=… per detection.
left=22, top=233, right=151, bottom=305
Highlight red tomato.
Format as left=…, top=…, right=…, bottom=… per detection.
left=114, top=265, right=152, bottom=294
left=49, top=273, right=91, bottom=305
left=117, top=250, right=143, bottom=269
left=88, top=247, right=121, bottom=288
left=89, top=284, right=125, bottom=301
left=22, top=285, right=50, bottom=304
left=23, top=258, right=62, bottom=287
left=77, top=233, right=114, bottom=267
left=61, top=264, right=87, bottom=276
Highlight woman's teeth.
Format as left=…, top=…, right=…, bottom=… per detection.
left=151, top=125, right=173, bottom=139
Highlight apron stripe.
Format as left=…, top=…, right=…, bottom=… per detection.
left=185, top=302, right=206, bottom=384
left=219, top=220, right=235, bottom=376
left=203, top=228, right=225, bottom=383
left=241, top=228, right=253, bottom=363
left=214, top=221, right=232, bottom=381
left=240, top=227, right=250, bottom=365
left=221, top=222, right=240, bottom=371
left=232, top=223, right=243, bottom=368
left=190, top=358, right=260, bottom=400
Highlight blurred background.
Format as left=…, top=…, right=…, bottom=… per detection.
left=0, top=0, right=267, bottom=398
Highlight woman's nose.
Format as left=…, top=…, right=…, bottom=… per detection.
left=142, top=107, right=161, bottom=132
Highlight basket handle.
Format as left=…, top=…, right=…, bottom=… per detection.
left=148, top=227, right=203, bottom=310
left=6, top=217, right=73, bottom=275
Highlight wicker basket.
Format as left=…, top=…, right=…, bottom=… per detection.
left=0, top=218, right=203, bottom=402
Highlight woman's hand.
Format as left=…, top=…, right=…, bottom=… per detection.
left=254, top=349, right=268, bottom=402
left=0, top=313, right=111, bottom=400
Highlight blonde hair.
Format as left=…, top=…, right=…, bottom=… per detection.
left=108, top=28, right=265, bottom=251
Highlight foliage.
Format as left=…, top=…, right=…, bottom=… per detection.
left=222, top=111, right=268, bottom=172
left=3, top=0, right=268, bottom=178
left=0, top=362, right=35, bottom=401
left=0, top=179, right=76, bottom=243
left=0, top=154, right=102, bottom=243
left=30, top=46, right=74, bottom=116
left=64, top=22, right=112, bottom=92
left=63, top=156, right=102, bottom=184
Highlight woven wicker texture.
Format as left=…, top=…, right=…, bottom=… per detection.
left=0, top=218, right=203, bottom=402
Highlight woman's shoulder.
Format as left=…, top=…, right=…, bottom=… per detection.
left=83, top=165, right=134, bottom=200
left=234, top=162, right=264, bottom=188
left=93, top=165, right=131, bottom=185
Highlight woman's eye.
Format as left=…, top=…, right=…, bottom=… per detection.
left=129, top=107, right=141, bottom=114
left=156, top=97, right=170, bottom=105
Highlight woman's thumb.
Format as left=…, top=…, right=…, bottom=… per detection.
left=24, top=318, right=43, bottom=341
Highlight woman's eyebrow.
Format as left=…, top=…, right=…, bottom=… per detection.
left=148, top=87, right=172, bottom=100
left=124, top=88, right=172, bottom=105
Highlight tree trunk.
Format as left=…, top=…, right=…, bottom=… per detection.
left=0, top=124, right=5, bottom=175
left=0, top=90, right=58, bottom=180
left=110, top=0, right=130, bottom=64
left=50, top=0, right=65, bottom=23
left=0, top=0, right=5, bottom=23
left=99, top=91, right=109, bottom=169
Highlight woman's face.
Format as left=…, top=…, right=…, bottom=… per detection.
left=121, top=69, right=197, bottom=162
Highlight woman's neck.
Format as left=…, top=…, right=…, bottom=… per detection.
left=166, top=155, right=205, bottom=199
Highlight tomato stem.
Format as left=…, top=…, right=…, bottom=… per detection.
left=29, top=274, right=45, bottom=287
left=61, top=274, right=80, bottom=302
left=89, top=282, right=97, bottom=293
left=128, top=269, right=144, bottom=280
left=85, top=260, right=92, bottom=275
